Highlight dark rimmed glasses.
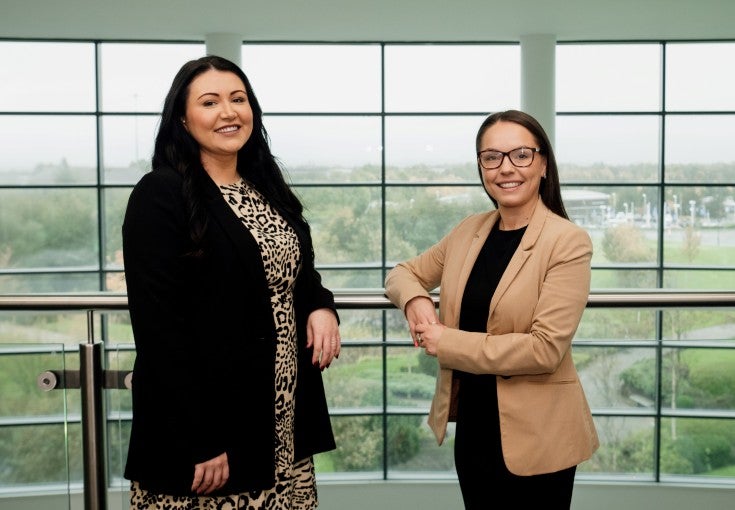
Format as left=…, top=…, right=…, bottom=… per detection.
left=477, top=146, right=543, bottom=170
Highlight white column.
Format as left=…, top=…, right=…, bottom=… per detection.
left=520, top=34, right=556, bottom=146
left=205, top=32, right=243, bottom=67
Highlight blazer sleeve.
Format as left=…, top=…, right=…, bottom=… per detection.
left=384, top=214, right=474, bottom=310
left=123, top=171, right=195, bottom=358
left=123, top=171, right=229, bottom=463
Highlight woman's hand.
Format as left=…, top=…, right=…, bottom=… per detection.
left=191, top=452, right=229, bottom=495
left=404, top=296, right=443, bottom=354
left=307, top=308, right=341, bottom=370
left=413, top=321, right=444, bottom=357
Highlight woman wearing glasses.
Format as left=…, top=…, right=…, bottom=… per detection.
left=385, top=110, right=598, bottom=508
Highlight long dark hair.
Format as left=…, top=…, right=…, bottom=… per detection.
left=152, top=55, right=307, bottom=249
left=474, top=109, right=568, bottom=220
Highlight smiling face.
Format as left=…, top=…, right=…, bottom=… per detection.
left=183, top=69, right=253, bottom=165
left=477, top=120, right=547, bottom=219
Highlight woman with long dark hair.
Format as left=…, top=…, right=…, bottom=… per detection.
left=123, top=55, right=340, bottom=509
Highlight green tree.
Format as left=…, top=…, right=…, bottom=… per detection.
left=601, top=224, right=654, bottom=287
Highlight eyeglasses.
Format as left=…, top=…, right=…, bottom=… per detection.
left=477, top=146, right=543, bottom=170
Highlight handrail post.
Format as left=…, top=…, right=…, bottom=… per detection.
left=80, top=310, right=107, bottom=510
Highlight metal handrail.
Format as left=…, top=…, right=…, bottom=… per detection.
left=1, top=289, right=735, bottom=311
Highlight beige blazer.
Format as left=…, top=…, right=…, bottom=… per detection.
left=384, top=200, right=599, bottom=476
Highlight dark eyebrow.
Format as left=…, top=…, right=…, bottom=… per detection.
left=196, top=89, right=246, bottom=100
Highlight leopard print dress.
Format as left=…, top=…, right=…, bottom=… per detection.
left=129, top=179, right=317, bottom=510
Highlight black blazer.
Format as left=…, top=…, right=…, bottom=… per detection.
left=122, top=165, right=337, bottom=496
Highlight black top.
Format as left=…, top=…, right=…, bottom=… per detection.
left=456, top=222, right=526, bottom=422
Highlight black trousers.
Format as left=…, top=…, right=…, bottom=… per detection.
left=453, top=373, right=577, bottom=509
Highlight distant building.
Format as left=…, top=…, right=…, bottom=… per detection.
left=562, top=189, right=610, bottom=226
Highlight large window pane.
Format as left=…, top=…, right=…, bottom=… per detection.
left=664, top=269, right=735, bottom=290
left=660, top=418, right=735, bottom=479
left=659, top=347, right=735, bottom=412
left=663, top=186, right=735, bottom=267
left=0, top=189, right=99, bottom=270
left=665, top=115, right=735, bottom=184
left=385, top=115, right=485, bottom=182
left=577, top=309, right=658, bottom=342
left=296, top=186, right=382, bottom=265
left=0, top=115, right=97, bottom=185
left=0, top=41, right=95, bottom=112
left=661, top=309, right=735, bottom=343
left=336, top=309, right=384, bottom=345
left=562, top=188, right=614, bottom=228
left=243, top=44, right=382, bottom=113
left=666, top=43, right=735, bottom=111
left=576, top=346, right=657, bottom=410
left=556, top=115, right=661, bottom=183
left=385, top=186, right=490, bottom=262
left=265, top=116, right=382, bottom=183
left=573, top=185, right=659, bottom=271
left=385, top=44, right=520, bottom=112
left=101, top=115, right=157, bottom=184
left=557, top=44, right=661, bottom=112
left=317, top=268, right=384, bottom=289
left=318, top=415, right=383, bottom=475
left=386, top=346, right=435, bottom=410
left=581, top=416, right=655, bottom=478
left=104, top=187, right=133, bottom=275
left=323, top=346, right=383, bottom=410
left=591, top=269, right=658, bottom=289
left=0, top=273, right=101, bottom=293
left=387, top=415, right=455, bottom=476
left=100, top=43, right=204, bottom=112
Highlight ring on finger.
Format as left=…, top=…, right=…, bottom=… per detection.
left=416, top=332, right=423, bottom=345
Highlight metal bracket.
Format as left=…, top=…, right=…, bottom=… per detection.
left=37, top=369, right=132, bottom=391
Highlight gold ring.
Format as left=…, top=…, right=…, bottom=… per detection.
left=416, top=333, right=423, bottom=344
